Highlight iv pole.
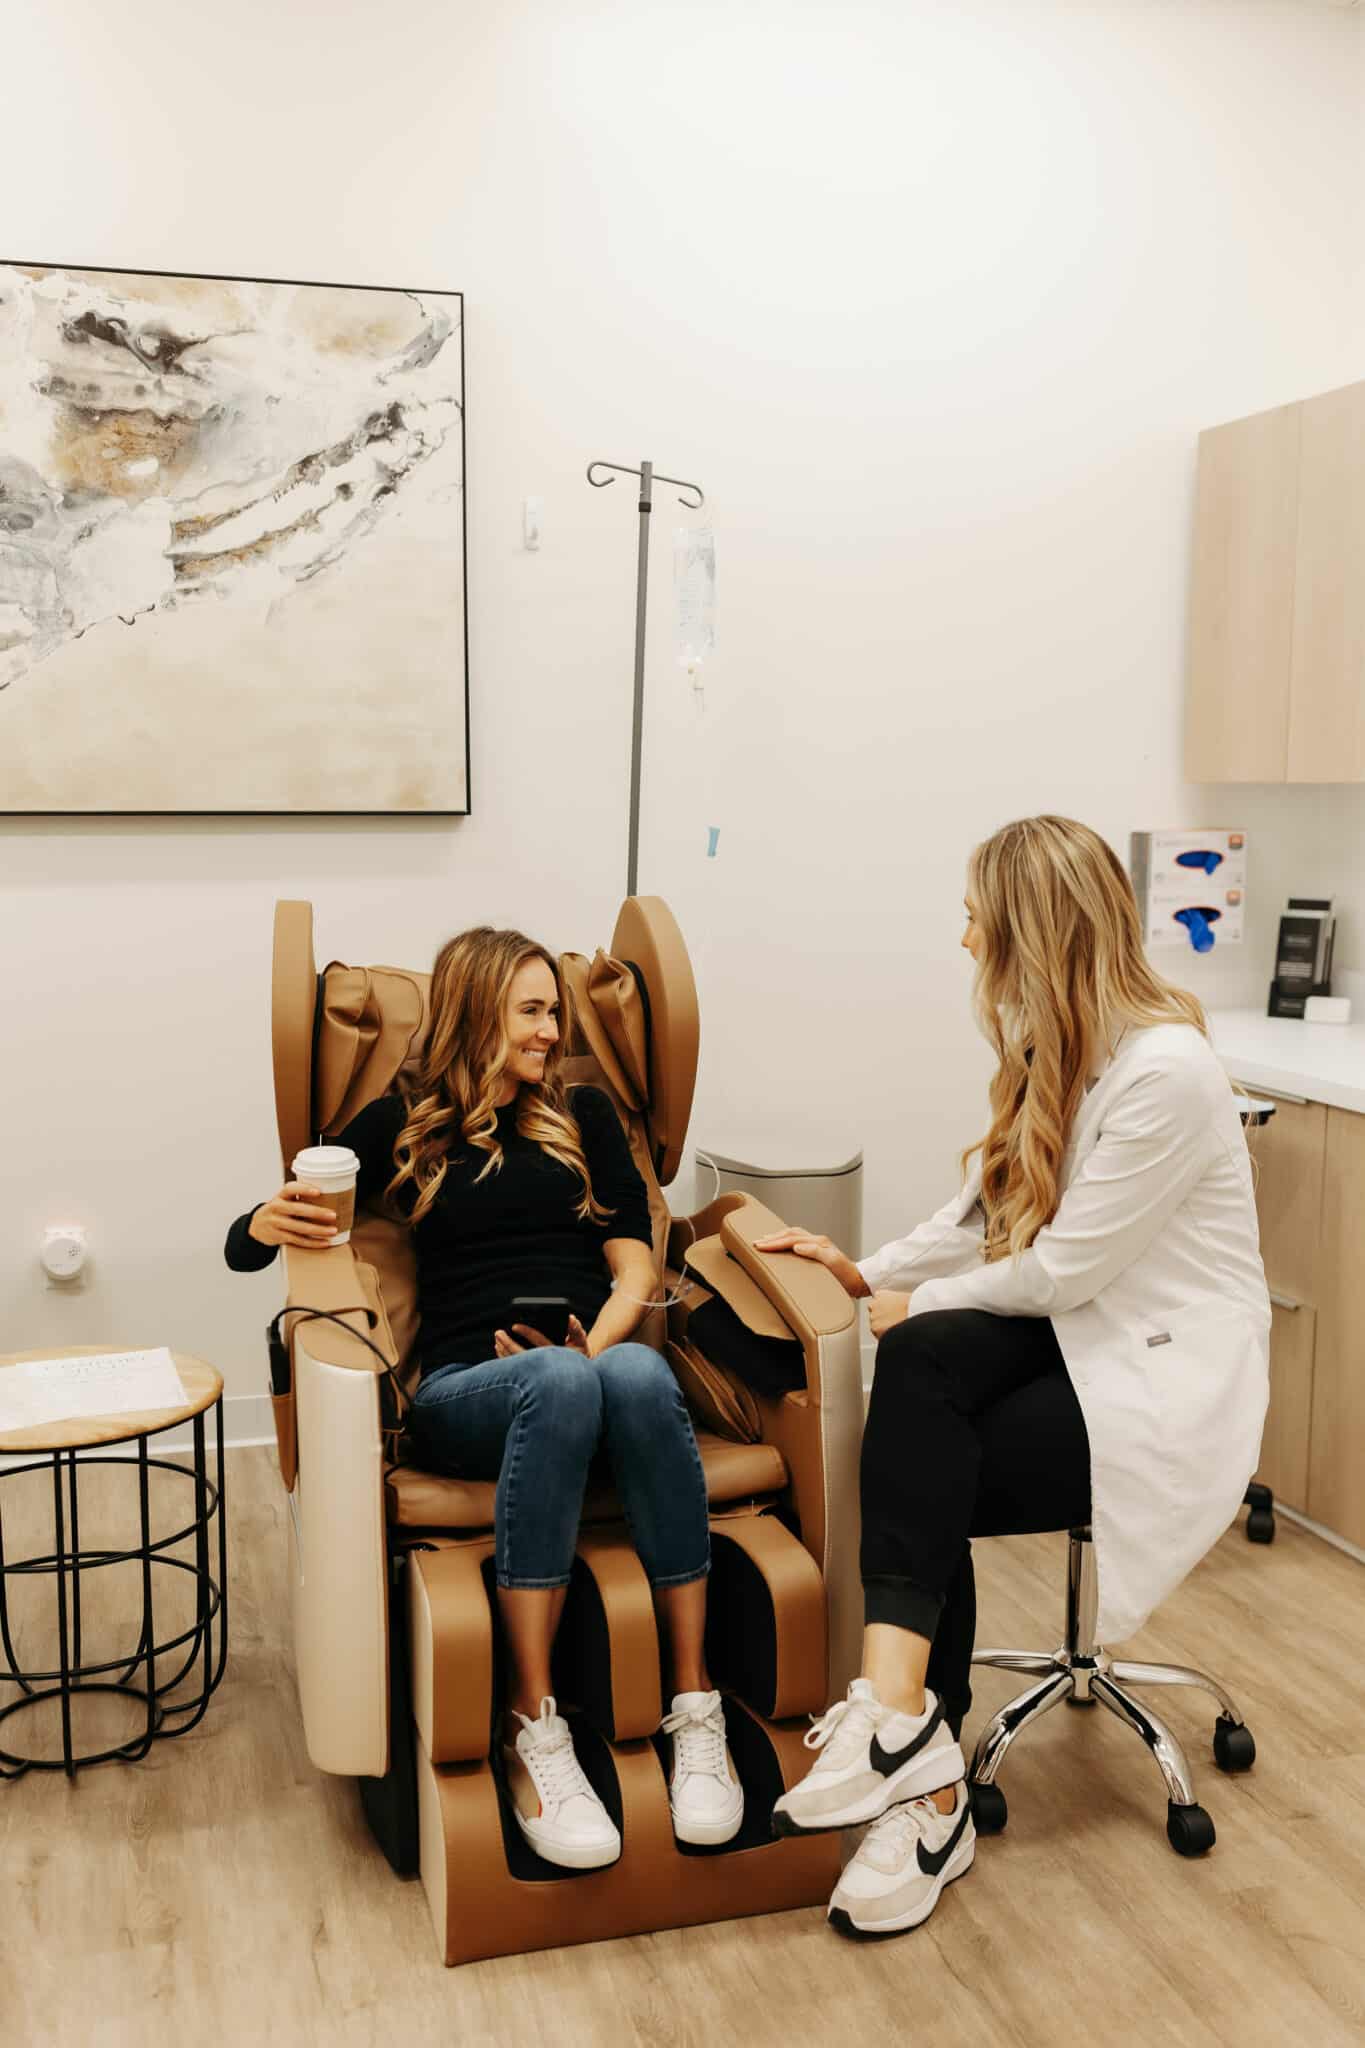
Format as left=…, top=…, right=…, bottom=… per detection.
left=587, top=458, right=705, bottom=897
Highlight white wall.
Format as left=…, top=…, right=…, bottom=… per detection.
left=4, top=0, right=1363, bottom=1422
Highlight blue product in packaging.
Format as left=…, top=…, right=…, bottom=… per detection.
left=1174, top=906, right=1221, bottom=953
left=1175, top=850, right=1225, bottom=875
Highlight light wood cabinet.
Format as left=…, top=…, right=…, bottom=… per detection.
left=1257, top=1300, right=1315, bottom=1510
left=1185, top=404, right=1301, bottom=783
left=1308, top=1104, right=1365, bottom=1548
left=1236, top=1084, right=1365, bottom=1543
left=1241, top=1090, right=1325, bottom=1512
left=1288, top=382, right=1365, bottom=783
left=1246, top=1093, right=1326, bottom=1305
left=1185, top=376, right=1365, bottom=784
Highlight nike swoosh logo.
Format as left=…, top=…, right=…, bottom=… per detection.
left=916, top=1800, right=972, bottom=1878
left=868, top=1698, right=946, bottom=1777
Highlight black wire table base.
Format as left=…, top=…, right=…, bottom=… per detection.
left=0, top=1398, right=227, bottom=1777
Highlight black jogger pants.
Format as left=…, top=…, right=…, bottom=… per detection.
left=860, top=1308, right=1093, bottom=1739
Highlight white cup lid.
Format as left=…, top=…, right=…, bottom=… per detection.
left=292, top=1145, right=360, bottom=1176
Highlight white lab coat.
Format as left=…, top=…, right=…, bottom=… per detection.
left=858, top=1022, right=1271, bottom=1644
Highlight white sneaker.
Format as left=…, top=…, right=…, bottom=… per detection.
left=771, top=1678, right=965, bottom=1836
left=501, top=1697, right=621, bottom=1870
left=661, top=1689, right=745, bottom=1846
left=828, top=1781, right=976, bottom=1938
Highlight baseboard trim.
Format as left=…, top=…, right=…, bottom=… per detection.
left=1275, top=1502, right=1365, bottom=1568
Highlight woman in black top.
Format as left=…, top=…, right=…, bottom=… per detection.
left=226, top=925, right=742, bottom=1868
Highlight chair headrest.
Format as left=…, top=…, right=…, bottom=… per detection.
left=273, top=895, right=699, bottom=1188
left=314, top=964, right=429, bottom=1138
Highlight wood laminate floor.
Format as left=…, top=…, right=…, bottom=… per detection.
left=2, top=1447, right=1364, bottom=2047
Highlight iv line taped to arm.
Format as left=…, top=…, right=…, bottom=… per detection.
left=609, top=1152, right=723, bottom=1312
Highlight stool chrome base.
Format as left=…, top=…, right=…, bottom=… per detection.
left=968, top=1528, right=1254, bottom=1856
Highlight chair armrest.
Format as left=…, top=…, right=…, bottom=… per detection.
left=282, top=1243, right=398, bottom=1373
left=717, top=1197, right=864, bottom=1695
left=284, top=1243, right=393, bottom=1778
left=719, top=1199, right=857, bottom=1345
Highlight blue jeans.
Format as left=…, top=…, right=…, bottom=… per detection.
left=407, top=1342, right=711, bottom=1592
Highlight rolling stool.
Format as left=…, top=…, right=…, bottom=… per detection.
left=967, top=1526, right=1255, bottom=1857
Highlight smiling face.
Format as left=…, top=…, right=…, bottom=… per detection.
left=498, top=955, right=561, bottom=1102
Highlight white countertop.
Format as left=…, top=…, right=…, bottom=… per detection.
left=1209, top=1008, right=1365, bottom=1116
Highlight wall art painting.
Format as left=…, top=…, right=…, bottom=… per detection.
left=0, top=263, right=467, bottom=813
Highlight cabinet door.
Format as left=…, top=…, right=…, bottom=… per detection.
left=1254, top=1300, right=1314, bottom=1510
left=1288, top=380, right=1365, bottom=784
left=1308, top=1106, right=1365, bottom=1547
left=1234, top=1086, right=1326, bottom=1304
left=1185, top=404, right=1301, bottom=783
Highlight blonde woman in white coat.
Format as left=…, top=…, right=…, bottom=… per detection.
left=759, top=814, right=1270, bottom=1941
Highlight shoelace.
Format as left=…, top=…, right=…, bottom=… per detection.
left=802, top=1693, right=881, bottom=1765
left=859, top=1793, right=961, bottom=1871
left=863, top=1796, right=939, bottom=1850
left=660, top=1695, right=728, bottom=1779
left=519, top=1700, right=595, bottom=1811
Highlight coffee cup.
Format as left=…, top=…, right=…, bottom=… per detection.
left=291, top=1145, right=361, bottom=1245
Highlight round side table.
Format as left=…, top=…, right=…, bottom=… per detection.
left=0, top=1348, right=227, bottom=1777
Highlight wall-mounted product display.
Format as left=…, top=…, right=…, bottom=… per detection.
left=1129, top=829, right=1247, bottom=952
left=1268, top=897, right=1335, bottom=1019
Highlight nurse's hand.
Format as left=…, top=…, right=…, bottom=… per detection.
left=868, top=1291, right=912, bottom=1340
left=753, top=1227, right=871, bottom=1299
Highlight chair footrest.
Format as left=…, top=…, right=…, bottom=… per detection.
left=409, top=1509, right=830, bottom=1762
left=415, top=1703, right=839, bottom=1966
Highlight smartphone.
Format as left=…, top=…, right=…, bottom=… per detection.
left=510, top=1296, right=573, bottom=1346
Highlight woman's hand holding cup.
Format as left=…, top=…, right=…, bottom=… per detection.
left=752, top=1227, right=871, bottom=1300
left=247, top=1183, right=345, bottom=1249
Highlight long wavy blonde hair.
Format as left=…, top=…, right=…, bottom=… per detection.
left=383, top=926, right=612, bottom=1228
left=964, top=816, right=1207, bottom=1264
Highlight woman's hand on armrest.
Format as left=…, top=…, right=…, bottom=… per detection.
left=752, top=1227, right=871, bottom=1300
left=248, top=1181, right=343, bottom=1250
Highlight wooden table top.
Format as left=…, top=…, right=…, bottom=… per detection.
left=0, top=1349, right=223, bottom=1454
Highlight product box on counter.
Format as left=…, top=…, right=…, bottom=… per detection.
left=1130, top=829, right=1247, bottom=950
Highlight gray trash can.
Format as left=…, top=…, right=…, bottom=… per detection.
left=694, top=1136, right=863, bottom=1255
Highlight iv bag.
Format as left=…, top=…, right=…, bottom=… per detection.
left=674, top=523, right=716, bottom=670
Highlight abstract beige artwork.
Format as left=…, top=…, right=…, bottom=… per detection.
left=0, top=264, right=467, bottom=813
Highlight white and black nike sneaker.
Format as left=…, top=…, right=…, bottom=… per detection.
left=771, top=1678, right=965, bottom=1837
left=828, top=1780, right=975, bottom=1938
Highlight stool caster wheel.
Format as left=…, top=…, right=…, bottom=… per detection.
left=1213, top=1716, right=1256, bottom=1773
left=969, top=1781, right=1008, bottom=1835
left=1166, top=1802, right=1216, bottom=1856
left=1244, top=1483, right=1275, bottom=1543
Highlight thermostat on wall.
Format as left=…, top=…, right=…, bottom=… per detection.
left=41, top=1225, right=89, bottom=1280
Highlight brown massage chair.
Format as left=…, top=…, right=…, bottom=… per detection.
left=266, top=895, right=864, bottom=1965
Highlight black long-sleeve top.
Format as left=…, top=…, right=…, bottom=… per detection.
left=224, top=1085, right=653, bottom=1375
